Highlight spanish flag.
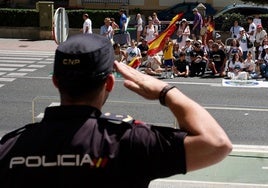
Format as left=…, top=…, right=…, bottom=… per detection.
left=207, top=24, right=214, bottom=33
left=128, top=57, right=141, bottom=69
left=147, top=13, right=183, bottom=56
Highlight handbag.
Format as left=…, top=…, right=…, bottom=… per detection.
left=177, top=35, right=183, bottom=43
left=200, top=26, right=207, bottom=35
left=246, top=37, right=253, bottom=48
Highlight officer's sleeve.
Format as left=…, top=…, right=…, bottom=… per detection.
left=118, top=123, right=187, bottom=179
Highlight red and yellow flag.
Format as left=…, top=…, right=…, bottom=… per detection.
left=147, top=13, right=183, bottom=56
left=207, top=24, right=214, bottom=33
left=128, top=57, right=141, bottom=69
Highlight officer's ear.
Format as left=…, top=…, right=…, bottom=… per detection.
left=105, top=73, right=115, bottom=92
left=52, top=75, right=59, bottom=89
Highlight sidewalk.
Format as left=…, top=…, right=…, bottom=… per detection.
left=0, top=38, right=58, bottom=52
left=150, top=145, right=268, bottom=188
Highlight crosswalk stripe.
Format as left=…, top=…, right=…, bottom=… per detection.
left=0, top=57, right=43, bottom=60
left=0, top=78, right=16, bottom=82
left=0, top=60, right=36, bottom=64
left=37, top=61, right=53, bottom=64
left=0, top=50, right=54, bottom=56
left=0, top=63, right=26, bottom=67
left=18, top=68, right=37, bottom=72
left=27, top=65, right=46, bottom=68
left=0, top=68, right=16, bottom=71
left=7, top=73, right=28, bottom=77
left=0, top=51, right=53, bottom=88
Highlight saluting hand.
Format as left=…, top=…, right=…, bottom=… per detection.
left=114, top=61, right=167, bottom=100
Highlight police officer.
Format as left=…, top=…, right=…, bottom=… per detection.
left=0, top=34, right=232, bottom=188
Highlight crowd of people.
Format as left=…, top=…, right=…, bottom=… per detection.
left=81, top=9, right=268, bottom=81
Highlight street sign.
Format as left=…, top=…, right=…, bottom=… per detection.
left=52, top=7, right=69, bottom=44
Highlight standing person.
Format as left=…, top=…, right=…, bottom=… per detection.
left=247, top=16, right=256, bottom=59
left=230, top=20, right=241, bottom=39
left=119, top=9, right=127, bottom=33
left=135, top=13, right=143, bottom=42
left=152, top=12, right=161, bottom=32
left=192, top=8, right=203, bottom=41
left=143, top=16, right=158, bottom=43
left=201, top=15, right=215, bottom=46
left=176, top=18, right=190, bottom=49
left=253, top=14, right=262, bottom=26
left=255, top=24, right=267, bottom=58
left=100, top=17, right=114, bottom=43
left=82, top=13, right=92, bottom=34
left=238, top=27, right=249, bottom=60
left=162, top=37, right=174, bottom=79
left=0, top=34, right=232, bottom=188
left=110, top=17, right=119, bottom=30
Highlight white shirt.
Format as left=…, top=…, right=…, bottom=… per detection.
left=239, top=34, right=248, bottom=52
left=255, top=30, right=267, bottom=44
left=248, top=22, right=256, bottom=42
left=137, top=17, right=143, bottom=32
left=83, top=18, right=92, bottom=34
left=126, top=46, right=141, bottom=62
left=100, top=25, right=113, bottom=40
left=145, top=25, right=157, bottom=43
left=253, top=18, right=262, bottom=26
left=230, top=26, right=241, bottom=39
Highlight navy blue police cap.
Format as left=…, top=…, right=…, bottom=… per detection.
left=54, top=34, right=114, bottom=80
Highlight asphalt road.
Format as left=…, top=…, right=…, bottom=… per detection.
left=0, top=49, right=268, bottom=147
left=1, top=49, right=268, bottom=187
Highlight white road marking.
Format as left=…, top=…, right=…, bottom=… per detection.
left=0, top=77, right=16, bottom=82
left=18, top=68, right=37, bottom=72
left=0, top=63, right=26, bottom=67
left=0, top=60, right=35, bottom=64
left=7, top=72, right=27, bottom=77
left=0, top=68, right=16, bottom=71
left=27, top=64, right=45, bottom=68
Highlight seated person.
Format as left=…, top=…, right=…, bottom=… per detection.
left=228, top=52, right=244, bottom=73
left=189, top=42, right=207, bottom=76
left=126, top=39, right=142, bottom=69
left=227, top=65, right=248, bottom=80
left=243, top=51, right=258, bottom=79
left=144, top=53, right=164, bottom=76
left=137, top=37, right=149, bottom=65
left=259, top=45, right=268, bottom=80
left=208, top=43, right=227, bottom=77
left=113, top=43, right=126, bottom=63
left=173, top=51, right=189, bottom=77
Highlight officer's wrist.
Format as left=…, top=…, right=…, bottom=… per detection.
left=159, top=85, right=176, bottom=106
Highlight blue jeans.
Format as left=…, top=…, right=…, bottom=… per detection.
left=260, top=63, right=268, bottom=78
